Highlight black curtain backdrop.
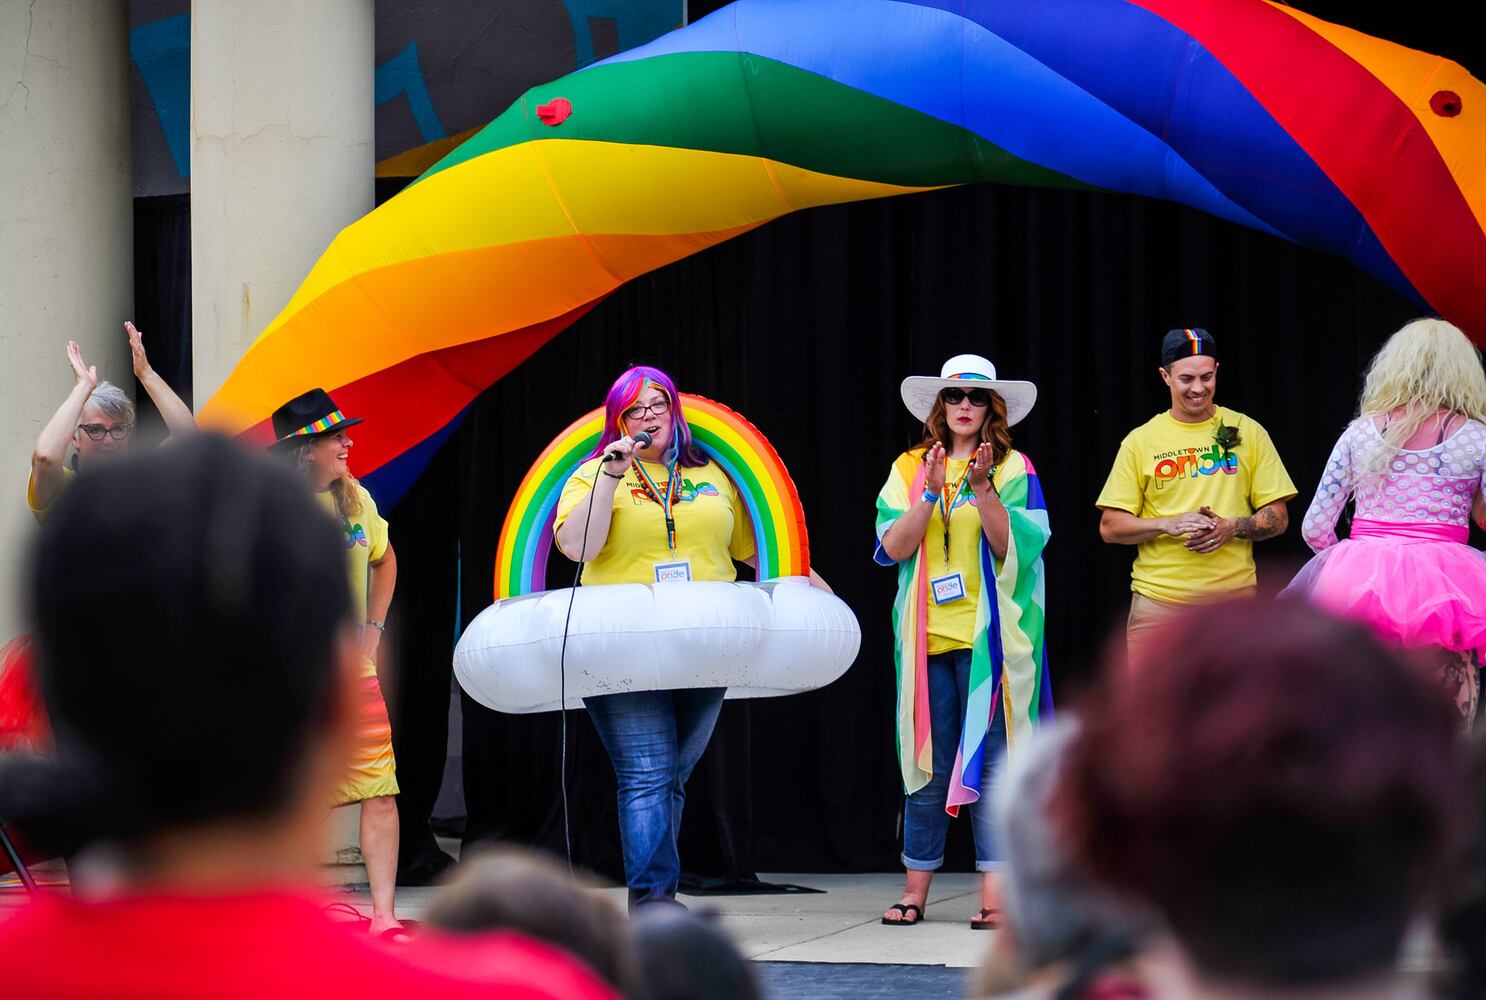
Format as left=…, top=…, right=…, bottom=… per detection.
left=128, top=2, right=1484, bottom=883
left=131, top=195, right=193, bottom=428
left=397, top=181, right=1485, bottom=881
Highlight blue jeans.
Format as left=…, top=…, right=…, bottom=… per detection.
left=902, top=648, right=1007, bottom=872
left=584, top=687, right=726, bottom=908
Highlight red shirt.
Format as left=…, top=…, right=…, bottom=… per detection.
left=0, top=892, right=618, bottom=1000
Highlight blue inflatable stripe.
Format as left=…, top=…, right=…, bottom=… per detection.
left=921, top=0, right=1420, bottom=303
left=595, top=0, right=1284, bottom=239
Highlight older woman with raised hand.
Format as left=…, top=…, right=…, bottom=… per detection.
left=874, top=354, right=1052, bottom=930
left=28, top=322, right=195, bottom=519
left=270, top=387, right=403, bottom=938
left=553, top=365, right=826, bottom=910
left=1289, top=318, right=1486, bottom=729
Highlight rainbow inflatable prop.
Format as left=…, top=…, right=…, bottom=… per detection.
left=201, top=0, right=1486, bottom=506
left=494, top=393, right=808, bottom=599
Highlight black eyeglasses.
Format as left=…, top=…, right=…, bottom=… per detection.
left=77, top=423, right=133, bottom=441
left=940, top=388, right=993, bottom=407
left=623, top=399, right=671, bottom=421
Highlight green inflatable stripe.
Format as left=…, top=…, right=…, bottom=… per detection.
left=417, top=51, right=1088, bottom=193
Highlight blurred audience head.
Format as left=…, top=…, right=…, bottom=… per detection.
left=0, top=434, right=356, bottom=863
left=1057, top=599, right=1464, bottom=992
left=1439, top=732, right=1486, bottom=1000
left=980, top=718, right=1153, bottom=998
left=631, top=906, right=761, bottom=1000
left=425, top=847, right=637, bottom=994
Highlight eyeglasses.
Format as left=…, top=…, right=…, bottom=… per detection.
left=623, top=399, right=671, bottom=421
left=940, top=388, right=993, bottom=407
left=77, top=422, right=133, bottom=441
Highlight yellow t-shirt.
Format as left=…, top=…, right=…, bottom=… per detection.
left=1095, top=407, right=1296, bottom=604
left=314, top=483, right=389, bottom=621
left=925, top=458, right=984, bottom=654
left=25, top=465, right=75, bottom=522
left=555, top=457, right=756, bottom=586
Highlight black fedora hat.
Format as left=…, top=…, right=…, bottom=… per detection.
left=268, top=388, right=363, bottom=450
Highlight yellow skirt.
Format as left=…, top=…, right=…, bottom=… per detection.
left=333, top=661, right=399, bottom=805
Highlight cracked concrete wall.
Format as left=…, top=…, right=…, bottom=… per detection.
left=0, top=0, right=133, bottom=643
left=190, top=0, right=374, bottom=407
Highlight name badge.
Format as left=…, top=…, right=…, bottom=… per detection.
left=654, top=560, right=693, bottom=583
left=930, top=572, right=966, bottom=604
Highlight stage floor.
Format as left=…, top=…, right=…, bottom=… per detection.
left=338, top=872, right=995, bottom=968
left=1, top=869, right=992, bottom=967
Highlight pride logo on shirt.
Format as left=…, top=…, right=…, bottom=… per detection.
left=345, top=522, right=369, bottom=548
left=1152, top=445, right=1237, bottom=487
left=630, top=478, right=721, bottom=506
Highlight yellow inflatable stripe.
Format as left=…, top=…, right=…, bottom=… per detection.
left=204, top=226, right=760, bottom=431
left=266, top=142, right=935, bottom=346
left=1268, top=2, right=1486, bottom=242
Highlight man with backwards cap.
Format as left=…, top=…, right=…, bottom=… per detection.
left=1096, top=328, right=1297, bottom=653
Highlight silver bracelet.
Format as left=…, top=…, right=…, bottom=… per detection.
left=365, top=619, right=386, bottom=632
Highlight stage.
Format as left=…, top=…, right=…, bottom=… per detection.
left=1, top=868, right=984, bottom=997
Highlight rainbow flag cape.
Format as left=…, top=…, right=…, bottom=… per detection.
left=874, top=449, right=1052, bottom=811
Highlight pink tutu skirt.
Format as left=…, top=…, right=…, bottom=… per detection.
left=1287, top=519, right=1486, bottom=658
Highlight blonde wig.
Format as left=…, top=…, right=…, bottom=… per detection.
left=1358, top=318, right=1486, bottom=474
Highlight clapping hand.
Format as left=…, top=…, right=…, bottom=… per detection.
left=967, top=442, right=996, bottom=495
left=922, top=442, right=947, bottom=496
left=1185, top=505, right=1235, bottom=553
left=67, top=340, right=98, bottom=391
left=1165, top=509, right=1217, bottom=538
left=126, top=321, right=152, bottom=379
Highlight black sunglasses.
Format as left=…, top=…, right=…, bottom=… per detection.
left=940, top=387, right=993, bottom=407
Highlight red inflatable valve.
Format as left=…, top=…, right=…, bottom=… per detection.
left=536, top=98, right=572, bottom=126
left=1430, top=90, right=1462, bottom=117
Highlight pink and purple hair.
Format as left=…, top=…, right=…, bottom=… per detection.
left=589, top=365, right=707, bottom=468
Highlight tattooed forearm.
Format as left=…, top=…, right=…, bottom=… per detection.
left=1234, top=506, right=1283, bottom=541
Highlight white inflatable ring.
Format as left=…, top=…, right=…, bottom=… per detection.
left=454, top=577, right=862, bottom=713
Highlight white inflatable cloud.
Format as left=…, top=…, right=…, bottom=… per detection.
left=454, top=577, right=861, bottom=713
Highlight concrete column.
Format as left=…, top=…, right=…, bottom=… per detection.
left=191, top=0, right=375, bottom=875
left=190, top=0, right=374, bottom=405
left=0, top=1, right=132, bottom=642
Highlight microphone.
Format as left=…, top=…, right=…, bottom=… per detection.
left=603, top=430, right=651, bottom=463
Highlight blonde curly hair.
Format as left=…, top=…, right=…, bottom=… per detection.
left=1358, top=318, right=1486, bottom=474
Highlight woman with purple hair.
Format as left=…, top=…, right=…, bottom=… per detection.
left=554, top=366, right=825, bottom=908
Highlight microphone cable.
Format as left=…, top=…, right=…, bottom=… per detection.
left=555, top=433, right=646, bottom=875
left=556, top=464, right=600, bottom=875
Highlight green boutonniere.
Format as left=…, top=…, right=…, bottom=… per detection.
left=1215, top=419, right=1242, bottom=457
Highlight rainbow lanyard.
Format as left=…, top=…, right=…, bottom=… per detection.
left=939, top=460, right=973, bottom=567
left=631, top=457, right=680, bottom=552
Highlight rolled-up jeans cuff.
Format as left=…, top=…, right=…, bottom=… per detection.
left=902, top=853, right=943, bottom=872
left=975, top=860, right=1007, bottom=873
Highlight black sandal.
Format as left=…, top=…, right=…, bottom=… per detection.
left=970, top=907, right=1002, bottom=930
left=881, top=902, right=924, bottom=926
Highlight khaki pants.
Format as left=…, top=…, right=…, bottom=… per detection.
left=1125, top=592, right=1186, bottom=664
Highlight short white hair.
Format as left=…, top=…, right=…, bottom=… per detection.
left=83, top=381, right=135, bottom=425
left=993, top=717, right=1153, bottom=969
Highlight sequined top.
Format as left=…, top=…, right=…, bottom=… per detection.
left=1301, top=416, right=1486, bottom=553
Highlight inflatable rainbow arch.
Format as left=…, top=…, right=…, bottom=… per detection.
left=494, top=394, right=808, bottom=599
left=199, top=0, right=1486, bottom=508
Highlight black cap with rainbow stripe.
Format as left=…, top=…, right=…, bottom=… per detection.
left=1160, top=327, right=1217, bottom=367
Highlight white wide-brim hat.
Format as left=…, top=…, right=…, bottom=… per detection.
left=900, top=354, right=1037, bottom=426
